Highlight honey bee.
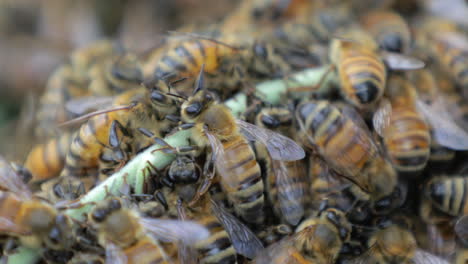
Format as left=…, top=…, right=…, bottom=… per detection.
left=255, top=107, right=308, bottom=226
left=87, top=52, right=143, bottom=96
left=296, top=29, right=424, bottom=110
left=359, top=10, right=411, bottom=53
left=424, top=176, right=468, bottom=217
left=60, top=78, right=180, bottom=180
left=254, top=207, right=352, bottom=264
left=372, top=74, right=431, bottom=177
left=295, top=100, right=398, bottom=212
left=89, top=197, right=209, bottom=264
left=35, top=65, right=88, bottom=139
left=0, top=156, right=74, bottom=250
left=250, top=0, right=313, bottom=23
left=68, top=253, right=104, bottom=264
left=415, top=17, right=468, bottom=98
left=24, top=132, right=73, bottom=183
left=180, top=68, right=305, bottom=224
left=348, top=221, right=449, bottom=264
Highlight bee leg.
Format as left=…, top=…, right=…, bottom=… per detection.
left=154, top=190, right=169, bottom=210
left=165, top=122, right=196, bottom=136
left=189, top=152, right=215, bottom=206
left=164, top=114, right=181, bottom=123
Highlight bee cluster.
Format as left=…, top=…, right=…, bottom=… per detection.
left=1, top=0, right=468, bottom=263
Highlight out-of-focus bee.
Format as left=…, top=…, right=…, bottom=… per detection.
left=257, top=224, right=293, bottom=246
left=68, top=253, right=104, bottom=264
left=373, top=75, right=431, bottom=177
left=24, top=132, right=73, bottom=183
left=89, top=197, right=209, bottom=264
left=179, top=69, right=305, bottom=224
left=255, top=107, right=308, bottom=226
left=415, top=17, right=468, bottom=97
left=0, top=156, right=74, bottom=250
left=454, top=248, right=468, bottom=264
left=254, top=207, right=352, bottom=264
left=60, top=79, right=180, bottom=180
left=409, top=68, right=468, bottom=151
left=360, top=10, right=411, bottom=53
left=349, top=221, right=449, bottom=264
left=35, top=176, right=86, bottom=207
left=87, top=52, right=143, bottom=96
left=249, top=0, right=313, bottom=23
left=35, top=65, right=88, bottom=139
left=295, top=100, right=398, bottom=212
left=424, top=176, right=468, bottom=217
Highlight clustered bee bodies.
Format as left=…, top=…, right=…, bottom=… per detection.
left=4, top=0, right=468, bottom=263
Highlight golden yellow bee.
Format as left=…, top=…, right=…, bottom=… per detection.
left=179, top=68, right=304, bottom=225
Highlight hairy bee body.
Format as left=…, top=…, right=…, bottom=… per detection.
left=24, top=132, right=73, bottom=183
left=181, top=90, right=265, bottom=225
left=382, top=76, right=431, bottom=176
left=425, top=176, right=468, bottom=216
left=295, top=100, right=397, bottom=203
left=330, top=39, right=386, bottom=108
left=360, top=10, right=411, bottom=53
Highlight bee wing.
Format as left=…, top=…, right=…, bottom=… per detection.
left=236, top=119, right=305, bottom=161
left=204, top=130, right=236, bottom=188
left=380, top=51, right=425, bottom=70
left=0, top=156, right=32, bottom=199
left=272, top=160, right=305, bottom=226
left=65, top=96, right=116, bottom=117
left=0, top=217, right=31, bottom=235
left=455, top=215, right=468, bottom=245
left=140, top=218, right=210, bottom=245
left=372, top=99, right=392, bottom=137
left=211, top=199, right=264, bottom=259
left=416, top=98, right=468, bottom=150
left=413, top=249, right=450, bottom=264
left=432, top=32, right=468, bottom=51
left=177, top=201, right=198, bottom=264
left=106, top=243, right=127, bottom=264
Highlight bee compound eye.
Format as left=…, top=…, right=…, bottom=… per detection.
left=185, top=102, right=202, bottom=117
left=91, top=208, right=108, bottom=223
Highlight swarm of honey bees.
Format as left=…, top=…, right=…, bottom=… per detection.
left=3, top=0, right=468, bottom=263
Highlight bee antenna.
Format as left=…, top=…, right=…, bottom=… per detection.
left=193, top=64, right=205, bottom=95
left=170, top=77, right=188, bottom=87
left=167, top=92, right=187, bottom=101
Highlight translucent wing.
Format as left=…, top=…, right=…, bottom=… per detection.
left=211, top=199, right=264, bottom=259
left=413, top=249, right=450, bottom=264
left=416, top=98, right=468, bottom=150
left=204, top=130, right=236, bottom=188
left=106, top=243, right=127, bottom=264
left=272, top=160, right=305, bottom=226
left=433, top=32, right=468, bottom=51
left=0, top=156, right=32, bottom=199
left=0, top=217, right=31, bottom=235
left=236, top=119, right=305, bottom=161
left=372, top=99, right=392, bottom=137
left=254, top=229, right=310, bottom=264
left=65, top=96, right=116, bottom=116
left=140, top=218, right=209, bottom=245
left=177, top=201, right=198, bottom=264
left=381, top=51, right=425, bottom=70
left=455, top=215, right=468, bottom=246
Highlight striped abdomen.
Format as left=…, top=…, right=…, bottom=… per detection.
left=61, top=111, right=124, bottom=178
left=218, top=134, right=264, bottom=224
left=195, top=215, right=236, bottom=264
left=154, top=39, right=236, bottom=80
left=426, top=176, right=468, bottom=216
left=338, top=48, right=386, bottom=107
left=435, top=42, right=468, bottom=90
left=0, top=192, right=25, bottom=234
left=25, top=133, right=73, bottom=182
left=267, top=159, right=307, bottom=226
left=383, top=106, right=430, bottom=175
left=296, top=101, right=377, bottom=177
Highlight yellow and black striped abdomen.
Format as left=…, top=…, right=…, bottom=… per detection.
left=218, top=134, right=264, bottom=224
left=426, top=176, right=468, bottom=216
left=384, top=107, right=430, bottom=175
left=62, top=112, right=117, bottom=178
left=25, top=132, right=73, bottom=182
left=338, top=49, right=386, bottom=107
left=154, top=39, right=235, bottom=80
left=195, top=215, right=236, bottom=264
left=436, top=43, right=468, bottom=90
left=0, top=193, right=24, bottom=232
left=123, top=237, right=167, bottom=264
